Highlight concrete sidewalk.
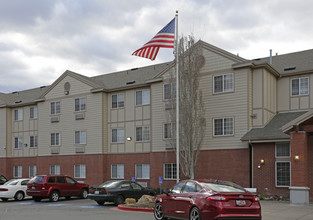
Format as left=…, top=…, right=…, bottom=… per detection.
left=261, top=200, right=313, bottom=220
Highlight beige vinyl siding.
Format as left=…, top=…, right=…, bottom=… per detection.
left=277, top=75, right=311, bottom=112
left=263, top=69, right=276, bottom=124
left=151, top=81, right=170, bottom=152
left=202, top=69, right=249, bottom=150
left=108, top=88, right=151, bottom=153
left=38, top=77, right=103, bottom=156
left=0, top=108, right=7, bottom=157
left=11, top=106, right=39, bottom=157
left=201, top=49, right=239, bottom=73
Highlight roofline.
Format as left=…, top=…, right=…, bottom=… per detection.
left=233, top=62, right=280, bottom=78
left=241, top=138, right=290, bottom=143
left=281, top=110, right=313, bottom=132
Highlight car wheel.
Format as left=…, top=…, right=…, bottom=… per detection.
left=190, top=207, right=201, bottom=220
left=80, top=189, right=88, bottom=199
left=49, top=191, right=60, bottom=202
left=96, top=201, right=105, bottom=205
left=33, top=196, right=42, bottom=202
left=114, top=195, right=125, bottom=205
left=0, top=198, right=8, bottom=202
left=14, top=191, right=25, bottom=201
left=154, top=202, right=167, bottom=220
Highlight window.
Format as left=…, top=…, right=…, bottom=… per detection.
left=112, top=128, right=124, bottom=143
left=111, top=164, right=124, bottom=179
left=30, top=136, right=38, bottom=148
left=276, top=162, right=290, bottom=187
left=50, top=133, right=61, bottom=146
left=50, top=165, right=60, bottom=175
left=112, top=94, right=124, bottom=108
left=163, top=83, right=176, bottom=100
left=291, top=77, right=309, bottom=96
left=57, top=176, right=66, bottom=183
left=136, top=89, right=150, bottom=105
left=75, top=131, right=86, bottom=144
left=14, top=109, right=23, bottom=121
left=182, top=181, right=202, bottom=193
left=164, top=123, right=175, bottom=139
left=75, top=98, right=86, bottom=111
left=30, top=107, right=38, bottom=119
left=135, top=164, right=150, bottom=179
left=14, top=137, right=23, bottom=149
left=29, top=165, right=37, bottom=177
left=136, top=126, right=150, bottom=141
left=164, top=163, right=177, bottom=180
left=171, top=181, right=185, bottom=193
left=13, top=166, right=22, bottom=178
left=276, top=143, right=290, bottom=158
left=50, top=101, right=61, bottom=114
left=74, top=164, right=86, bottom=178
left=214, top=118, right=234, bottom=136
left=214, top=73, right=234, bottom=93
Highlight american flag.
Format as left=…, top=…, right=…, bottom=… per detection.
left=132, top=18, right=175, bottom=60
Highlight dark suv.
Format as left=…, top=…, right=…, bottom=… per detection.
left=26, top=175, right=89, bottom=202
left=0, top=175, right=8, bottom=185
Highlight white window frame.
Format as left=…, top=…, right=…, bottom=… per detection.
left=163, top=163, right=177, bottom=180
left=50, top=133, right=61, bottom=146
left=14, top=137, right=23, bottom=149
left=163, top=83, right=176, bottom=100
left=29, top=165, right=37, bottom=177
left=50, top=101, right=61, bottom=115
left=112, top=94, right=125, bottom=109
left=30, top=106, right=38, bottom=119
left=13, top=166, right=22, bottom=178
left=111, top=128, right=124, bottom=143
left=111, top=164, right=124, bottom=179
left=291, top=77, right=309, bottom=96
left=30, top=136, right=38, bottom=148
left=74, top=164, right=86, bottom=178
left=213, top=73, right=234, bottom=94
left=75, top=131, right=87, bottom=145
left=14, top=109, right=23, bottom=121
left=275, top=161, right=291, bottom=187
left=163, top=123, right=175, bottom=139
left=135, top=164, right=150, bottom=179
left=75, top=97, right=86, bottom=112
left=50, top=165, right=60, bottom=175
left=213, top=117, right=234, bottom=136
left=136, top=126, right=150, bottom=142
left=136, top=89, right=150, bottom=106
left=275, top=142, right=290, bottom=158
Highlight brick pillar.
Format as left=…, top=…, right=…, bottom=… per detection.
left=289, top=130, right=310, bottom=204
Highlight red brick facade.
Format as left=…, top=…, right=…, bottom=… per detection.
left=0, top=148, right=250, bottom=190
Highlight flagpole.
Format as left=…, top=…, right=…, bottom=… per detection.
left=175, top=11, right=179, bottom=183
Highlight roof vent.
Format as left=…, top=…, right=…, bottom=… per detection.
left=15, top=100, right=22, bottom=104
left=126, top=81, right=136, bottom=85
left=40, top=86, right=46, bottom=89
left=131, top=68, right=138, bottom=71
left=284, top=66, right=296, bottom=71
left=12, top=91, right=18, bottom=94
left=253, top=58, right=261, bottom=61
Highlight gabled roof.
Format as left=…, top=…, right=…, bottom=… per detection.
left=241, top=111, right=308, bottom=142
left=235, top=48, right=313, bottom=76
left=0, top=86, right=50, bottom=108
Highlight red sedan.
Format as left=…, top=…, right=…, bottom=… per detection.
left=154, top=179, right=261, bottom=220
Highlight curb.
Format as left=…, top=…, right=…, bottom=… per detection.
left=117, top=204, right=154, bottom=213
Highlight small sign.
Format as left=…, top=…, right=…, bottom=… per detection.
left=159, top=176, right=163, bottom=185
left=131, top=177, right=136, bottom=182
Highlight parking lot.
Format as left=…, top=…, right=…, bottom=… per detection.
left=0, top=198, right=313, bottom=220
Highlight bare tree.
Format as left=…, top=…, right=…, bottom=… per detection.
left=167, top=35, right=205, bottom=179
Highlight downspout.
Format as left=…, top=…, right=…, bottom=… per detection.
left=249, top=140, right=253, bottom=188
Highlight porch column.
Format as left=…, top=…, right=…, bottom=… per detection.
left=289, top=129, right=310, bottom=205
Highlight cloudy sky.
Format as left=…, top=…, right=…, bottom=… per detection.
left=1, top=0, right=313, bottom=93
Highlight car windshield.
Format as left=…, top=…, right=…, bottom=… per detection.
left=202, top=182, right=246, bottom=193
left=4, top=180, right=19, bottom=185
left=29, top=176, right=45, bottom=184
left=99, top=181, right=121, bottom=188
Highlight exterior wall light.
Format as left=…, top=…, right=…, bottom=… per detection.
left=127, top=137, right=132, bottom=141
left=260, top=159, right=265, bottom=164
left=295, top=154, right=300, bottom=161
left=24, top=144, right=28, bottom=147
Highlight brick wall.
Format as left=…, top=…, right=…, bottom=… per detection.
left=253, top=143, right=290, bottom=199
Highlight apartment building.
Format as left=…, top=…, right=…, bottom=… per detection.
left=0, top=41, right=312, bottom=203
